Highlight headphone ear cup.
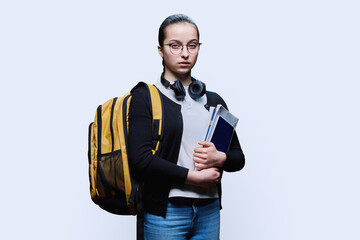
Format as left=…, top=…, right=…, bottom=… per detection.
left=188, top=80, right=206, bottom=100
left=170, top=80, right=186, bottom=101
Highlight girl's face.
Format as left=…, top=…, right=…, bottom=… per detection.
left=158, top=22, right=199, bottom=83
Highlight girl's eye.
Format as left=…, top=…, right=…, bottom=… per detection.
left=171, top=44, right=180, bottom=49
left=188, top=44, right=197, bottom=49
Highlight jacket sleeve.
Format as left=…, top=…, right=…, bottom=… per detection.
left=128, top=86, right=188, bottom=184
left=224, top=131, right=245, bottom=172
left=206, top=91, right=245, bottom=172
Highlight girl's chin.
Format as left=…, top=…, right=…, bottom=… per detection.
left=176, top=67, right=192, bottom=74
left=166, top=69, right=191, bottom=76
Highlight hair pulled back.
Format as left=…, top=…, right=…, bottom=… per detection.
left=158, top=14, right=199, bottom=47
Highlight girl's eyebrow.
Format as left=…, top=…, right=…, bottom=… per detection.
left=168, top=39, right=199, bottom=44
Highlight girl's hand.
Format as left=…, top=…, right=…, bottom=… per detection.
left=185, top=168, right=221, bottom=189
left=193, top=141, right=226, bottom=170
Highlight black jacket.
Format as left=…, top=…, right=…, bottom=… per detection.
left=128, top=85, right=245, bottom=217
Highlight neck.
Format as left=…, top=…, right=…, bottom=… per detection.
left=163, top=71, right=192, bottom=86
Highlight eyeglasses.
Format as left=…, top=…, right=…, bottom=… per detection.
left=163, top=42, right=202, bottom=55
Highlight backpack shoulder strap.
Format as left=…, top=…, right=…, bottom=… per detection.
left=146, top=83, right=163, bottom=154
left=131, top=82, right=163, bottom=154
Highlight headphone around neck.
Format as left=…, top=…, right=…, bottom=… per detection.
left=160, top=73, right=206, bottom=101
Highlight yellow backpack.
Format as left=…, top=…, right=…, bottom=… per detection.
left=88, top=82, right=163, bottom=215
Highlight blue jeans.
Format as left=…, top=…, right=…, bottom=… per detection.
left=144, top=199, right=220, bottom=240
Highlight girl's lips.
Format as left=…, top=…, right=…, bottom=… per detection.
left=179, top=62, right=190, bottom=67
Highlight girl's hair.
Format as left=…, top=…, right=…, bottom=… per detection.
left=158, top=14, right=199, bottom=47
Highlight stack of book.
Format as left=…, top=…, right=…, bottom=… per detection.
left=203, top=104, right=239, bottom=152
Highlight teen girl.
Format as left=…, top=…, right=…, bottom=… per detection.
left=128, top=14, right=245, bottom=240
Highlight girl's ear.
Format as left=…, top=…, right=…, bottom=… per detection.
left=158, top=45, right=164, bottom=58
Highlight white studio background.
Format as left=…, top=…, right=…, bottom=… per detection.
left=0, top=1, right=358, bottom=239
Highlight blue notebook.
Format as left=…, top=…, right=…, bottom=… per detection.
left=203, top=104, right=238, bottom=152
left=209, top=116, right=235, bottom=152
